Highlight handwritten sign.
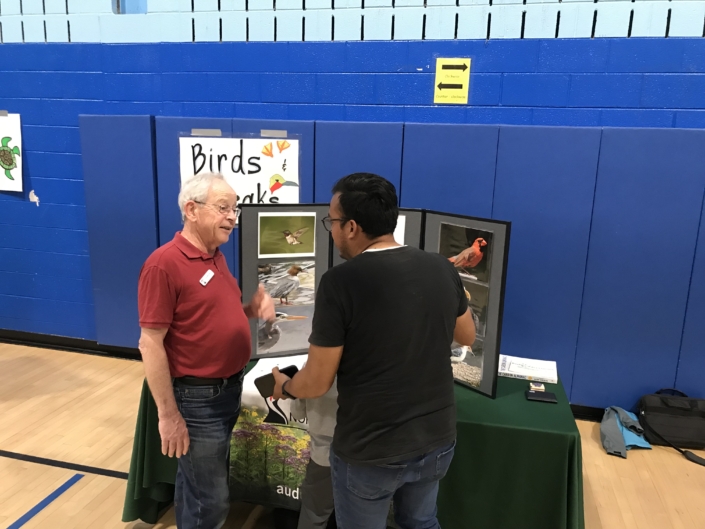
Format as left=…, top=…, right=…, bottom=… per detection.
left=179, top=136, right=300, bottom=205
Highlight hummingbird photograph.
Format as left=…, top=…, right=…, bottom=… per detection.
left=258, top=212, right=316, bottom=258
left=282, top=227, right=309, bottom=245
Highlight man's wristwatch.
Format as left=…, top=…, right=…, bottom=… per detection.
left=281, top=380, right=297, bottom=400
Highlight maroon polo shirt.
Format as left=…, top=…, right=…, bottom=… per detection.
left=137, top=232, right=251, bottom=378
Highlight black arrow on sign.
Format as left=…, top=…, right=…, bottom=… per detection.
left=441, top=64, right=469, bottom=72
left=437, top=83, right=464, bottom=90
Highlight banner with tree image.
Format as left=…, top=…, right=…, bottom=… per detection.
left=229, top=356, right=310, bottom=510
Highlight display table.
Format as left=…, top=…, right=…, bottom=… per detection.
left=438, top=376, right=584, bottom=529
left=123, top=371, right=584, bottom=529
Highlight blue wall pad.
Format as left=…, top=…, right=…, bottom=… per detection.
left=79, top=115, right=159, bottom=348
left=675, top=198, right=705, bottom=399
left=314, top=121, right=403, bottom=202
left=400, top=123, right=499, bottom=218
left=572, top=128, right=705, bottom=409
left=154, top=117, right=238, bottom=277
left=492, top=125, right=602, bottom=396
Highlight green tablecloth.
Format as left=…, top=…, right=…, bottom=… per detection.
left=121, top=379, right=177, bottom=524
left=123, top=373, right=584, bottom=529
left=438, top=376, right=584, bottom=529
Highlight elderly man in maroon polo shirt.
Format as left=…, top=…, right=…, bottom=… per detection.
left=137, top=172, right=275, bottom=529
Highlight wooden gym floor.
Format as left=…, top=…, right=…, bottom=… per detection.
left=0, top=343, right=703, bottom=529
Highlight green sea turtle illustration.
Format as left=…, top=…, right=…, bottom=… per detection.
left=0, top=137, right=21, bottom=180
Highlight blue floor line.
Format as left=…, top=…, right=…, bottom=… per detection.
left=7, top=473, right=84, bottom=529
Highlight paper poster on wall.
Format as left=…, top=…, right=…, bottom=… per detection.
left=0, top=113, right=23, bottom=192
left=179, top=136, right=300, bottom=209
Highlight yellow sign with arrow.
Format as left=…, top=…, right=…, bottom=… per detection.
left=433, top=58, right=471, bottom=105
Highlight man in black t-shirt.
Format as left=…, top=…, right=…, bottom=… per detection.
left=272, top=173, right=476, bottom=529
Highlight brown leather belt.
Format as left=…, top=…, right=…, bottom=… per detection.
left=174, top=368, right=244, bottom=386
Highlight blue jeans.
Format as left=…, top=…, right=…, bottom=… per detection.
left=330, top=441, right=456, bottom=529
left=172, top=373, right=244, bottom=529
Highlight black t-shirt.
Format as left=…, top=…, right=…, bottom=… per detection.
left=309, top=246, right=468, bottom=465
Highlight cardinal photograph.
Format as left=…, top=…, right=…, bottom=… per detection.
left=258, top=212, right=316, bottom=258
left=438, top=222, right=494, bottom=284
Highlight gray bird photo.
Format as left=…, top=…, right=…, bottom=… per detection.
left=256, top=260, right=315, bottom=356
left=451, top=283, right=486, bottom=388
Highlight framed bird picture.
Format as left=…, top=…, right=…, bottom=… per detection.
left=240, top=204, right=332, bottom=359
left=257, top=211, right=317, bottom=259
left=424, top=211, right=511, bottom=399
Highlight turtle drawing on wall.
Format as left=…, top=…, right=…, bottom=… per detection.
left=0, top=137, right=20, bottom=180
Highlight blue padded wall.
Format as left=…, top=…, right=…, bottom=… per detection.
left=492, top=126, right=601, bottom=395
left=154, top=117, right=237, bottom=276
left=79, top=115, right=159, bottom=348
left=572, top=128, right=705, bottom=408
left=314, top=121, right=403, bottom=202
left=400, top=123, right=499, bottom=218
left=675, top=200, right=705, bottom=399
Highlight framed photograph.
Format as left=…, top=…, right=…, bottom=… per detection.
left=331, top=208, right=424, bottom=267
left=256, top=260, right=315, bottom=356
left=258, top=212, right=316, bottom=259
left=425, top=212, right=511, bottom=398
left=240, top=204, right=331, bottom=358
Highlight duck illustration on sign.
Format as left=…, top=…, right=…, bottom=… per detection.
left=262, top=142, right=274, bottom=158
left=270, top=174, right=299, bottom=194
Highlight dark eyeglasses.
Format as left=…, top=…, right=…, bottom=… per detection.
left=194, top=201, right=241, bottom=218
left=321, top=216, right=349, bottom=232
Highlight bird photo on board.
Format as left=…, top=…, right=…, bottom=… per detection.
left=256, top=261, right=315, bottom=355
left=283, top=227, right=309, bottom=246
left=269, top=265, right=305, bottom=305
left=439, top=222, right=493, bottom=284
left=258, top=212, right=316, bottom=258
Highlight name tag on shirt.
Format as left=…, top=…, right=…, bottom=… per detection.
left=200, top=269, right=215, bottom=287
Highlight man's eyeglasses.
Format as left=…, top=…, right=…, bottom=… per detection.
left=194, top=201, right=241, bottom=219
left=321, top=216, right=348, bottom=232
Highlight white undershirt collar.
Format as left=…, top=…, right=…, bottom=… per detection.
left=363, top=245, right=407, bottom=253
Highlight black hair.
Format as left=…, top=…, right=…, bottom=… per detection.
left=331, top=173, right=398, bottom=238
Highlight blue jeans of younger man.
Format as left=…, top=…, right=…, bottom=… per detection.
left=172, top=373, right=244, bottom=529
left=330, top=441, right=456, bottom=529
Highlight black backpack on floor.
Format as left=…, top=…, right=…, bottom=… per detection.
left=637, top=388, right=705, bottom=466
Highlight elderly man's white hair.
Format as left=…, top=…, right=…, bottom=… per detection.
left=178, top=172, right=227, bottom=222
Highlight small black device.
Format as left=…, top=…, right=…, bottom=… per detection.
left=254, top=365, right=299, bottom=399
left=525, top=390, right=558, bottom=404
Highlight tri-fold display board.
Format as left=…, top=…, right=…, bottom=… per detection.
left=240, top=205, right=510, bottom=398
